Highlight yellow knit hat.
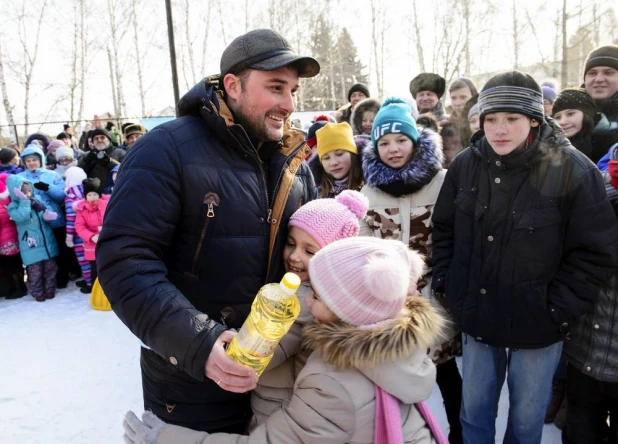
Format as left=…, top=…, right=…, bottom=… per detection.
left=316, top=122, right=358, bottom=161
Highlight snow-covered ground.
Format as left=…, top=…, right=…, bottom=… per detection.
left=1, top=283, right=562, bottom=443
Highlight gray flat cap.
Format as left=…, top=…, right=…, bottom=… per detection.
left=220, top=29, right=320, bottom=78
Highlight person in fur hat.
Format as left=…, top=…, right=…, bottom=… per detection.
left=410, top=73, right=448, bottom=121
left=360, top=96, right=462, bottom=443
left=432, top=70, right=618, bottom=443
left=350, top=97, right=381, bottom=137
left=124, top=236, right=447, bottom=444
left=307, top=122, right=364, bottom=198
left=64, top=167, right=91, bottom=291
left=74, top=177, right=109, bottom=291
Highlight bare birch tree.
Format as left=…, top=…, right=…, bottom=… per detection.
left=410, top=0, right=426, bottom=72
left=77, top=0, right=88, bottom=125
left=0, top=36, right=16, bottom=128
left=369, top=0, right=385, bottom=98
left=105, top=0, right=131, bottom=118
left=9, top=0, right=48, bottom=136
left=131, top=0, right=148, bottom=116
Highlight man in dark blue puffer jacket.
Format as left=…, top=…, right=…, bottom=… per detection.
left=97, top=29, right=319, bottom=433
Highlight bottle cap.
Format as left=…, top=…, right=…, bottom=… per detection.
left=280, top=272, right=301, bottom=293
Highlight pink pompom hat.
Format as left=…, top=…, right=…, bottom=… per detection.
left=289, top=190, right=369, bottom=248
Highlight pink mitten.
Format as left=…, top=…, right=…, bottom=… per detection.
left=43, top=209, right=58, bottom=221
left=13, top=187, right=28, bottom=200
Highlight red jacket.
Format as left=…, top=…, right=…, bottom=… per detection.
left=75, top=196, right=109, bottom=261
left=0, top=173, right=19, bottom=256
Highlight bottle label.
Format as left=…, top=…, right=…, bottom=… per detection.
left=235, top=325, right=279, bottom=358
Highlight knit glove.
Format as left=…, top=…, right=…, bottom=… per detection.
left=33, top=181, right=50, bottom=192
left=66, top=234, right=74, bottom=248
left=123, top=411, right=166, bottom=444
left=43, top=209, right=58, bottom=221
left=31, top=199, right=46, bottom=212
left=13, top=187, right=28, bottom=200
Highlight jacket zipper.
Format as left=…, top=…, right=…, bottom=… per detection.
left=189, top=193, right=220, bottom=276
left=36, top=212, right=51, bottom=259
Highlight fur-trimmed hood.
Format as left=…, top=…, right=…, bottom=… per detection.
left=302, top=296, right=445, bottom=370
left=350, top=98, right=381, bottom=135
left=362, top=127, right=443, bottom=196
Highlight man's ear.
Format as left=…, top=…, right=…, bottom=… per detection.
left=223, top=73, right=242, bottom=101
left=531, top=119, right=540, bottom=128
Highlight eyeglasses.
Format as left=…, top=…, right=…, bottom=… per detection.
left=58, top=158, right=74, bottom=166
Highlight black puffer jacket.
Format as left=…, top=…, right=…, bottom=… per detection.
left=96, top=76, right=314, bottom=429
left=431, top=120, right=618, bottom=349
left=564, top=156, right=618, bottom=382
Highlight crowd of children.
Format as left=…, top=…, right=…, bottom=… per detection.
left=0, top=123, right=141, bottom=299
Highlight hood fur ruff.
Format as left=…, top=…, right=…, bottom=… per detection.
left=362, top=127, right=443, bottom=192
left=302, top=296, right=446, bottom=370
left=351, top=98, right=382, bottom=135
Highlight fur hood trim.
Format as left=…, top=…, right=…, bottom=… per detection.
left=302, top=296, right=446, bottom=370
left=350, top=98, right=381, bottom=135
left=362, top=127, right=443, bottom=193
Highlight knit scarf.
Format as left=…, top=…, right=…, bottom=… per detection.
left=328, top=177, right=349, bottom=198
left=374, top=386, right=449, bottom=444
left=362, top=128, right=443, bottom=197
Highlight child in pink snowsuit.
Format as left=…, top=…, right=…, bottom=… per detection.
left=74, top=178, right=108, bottom=290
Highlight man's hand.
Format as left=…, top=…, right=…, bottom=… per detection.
left=205, top=330, right=258, bottom=393
left=123, top=411, right=166, bottom=444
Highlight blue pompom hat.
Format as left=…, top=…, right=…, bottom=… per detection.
left=371, top=97, right=420, bottom=151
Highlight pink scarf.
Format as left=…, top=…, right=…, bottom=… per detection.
left=374, top=386, right=448, bottom=444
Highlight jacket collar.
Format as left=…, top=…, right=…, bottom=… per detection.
left=302, top=296, right=445, bottom=370
left=362, top=127, right=443, bottom=196
left=178, top=75, right=305, bottom=158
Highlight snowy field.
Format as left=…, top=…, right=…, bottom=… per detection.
left=1, top=282, right=562, bottom=443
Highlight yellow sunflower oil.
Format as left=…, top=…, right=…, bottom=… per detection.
left=226, top=272, right=301, bottom=376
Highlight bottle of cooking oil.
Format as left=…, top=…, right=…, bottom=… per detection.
left=226, top=272, right=301, bottom=376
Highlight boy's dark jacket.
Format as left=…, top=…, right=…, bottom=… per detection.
left=96, top=76, right=315, bottom=430
left=431, top=119, right=618, bottom=349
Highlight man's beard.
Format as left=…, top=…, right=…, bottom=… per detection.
left=234, top=101, right=285, bottom=144
left=94, top=142, right=109, bottom=151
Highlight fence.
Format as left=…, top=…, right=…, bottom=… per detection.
left=0, top=116, right=176, bottom=149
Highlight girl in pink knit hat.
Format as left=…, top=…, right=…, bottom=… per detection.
left=124, top=236, right=448, bottom=444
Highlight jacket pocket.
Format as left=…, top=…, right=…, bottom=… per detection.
left=512, top=205, right=561, bottom=231
left=186, top=192, right=220, bottom=278
left=454, top=191, right=485, bottom=221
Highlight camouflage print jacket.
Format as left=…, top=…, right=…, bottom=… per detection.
left=360, top=128, right=460, bottom=363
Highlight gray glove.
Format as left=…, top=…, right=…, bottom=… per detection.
left=123, top=411, right=166, bottom=444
